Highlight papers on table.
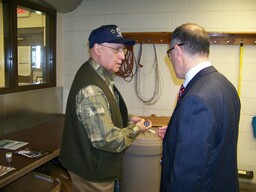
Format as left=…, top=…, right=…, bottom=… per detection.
left=0, top=166, right=16, bottom=177
left=0, top=140, right=28, bottom=150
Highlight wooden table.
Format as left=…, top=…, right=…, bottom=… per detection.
left=0, top=115, right=65, bottom=188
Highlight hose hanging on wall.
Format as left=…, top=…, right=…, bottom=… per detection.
left=134, top=43, right=161, bottom=105
left=116, top=46, right=137, bottom=82
left=238, top=40, right=243, bottom=97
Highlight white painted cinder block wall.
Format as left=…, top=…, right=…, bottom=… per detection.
left=57, top=0, right=256, bottom=183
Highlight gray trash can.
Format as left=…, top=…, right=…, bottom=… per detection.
left=120, top=128, right=162, bottom=192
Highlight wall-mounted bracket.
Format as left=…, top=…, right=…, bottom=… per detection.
left=122, top=32, right=256, bottom=45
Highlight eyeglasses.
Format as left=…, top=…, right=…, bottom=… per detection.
left=101, top=44, right=128, bottom=55
left=166, top=43, right=184, bottom=57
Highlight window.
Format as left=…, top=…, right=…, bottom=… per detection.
left=0, top=0, right=56, bottom=94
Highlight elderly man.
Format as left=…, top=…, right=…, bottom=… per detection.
left=59, top=24, right=151, bottom=192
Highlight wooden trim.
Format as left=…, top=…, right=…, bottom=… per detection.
left=123, top=32, right=171, bottom=44
left=122, top=32, right=256, bottom=45
left=209, top=32, right=256, bottom=45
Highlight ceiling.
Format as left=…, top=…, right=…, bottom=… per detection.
left=29, top=0, right=83, bottom=13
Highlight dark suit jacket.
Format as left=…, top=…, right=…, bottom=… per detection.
left=160, top=66, right=241, bottom=192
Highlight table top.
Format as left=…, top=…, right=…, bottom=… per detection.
left=0, top=115, right=65, bottom=188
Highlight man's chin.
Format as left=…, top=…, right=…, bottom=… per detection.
left=113, top=65, right=121, bottom=72
left=111, top=69, right=120, bottom=74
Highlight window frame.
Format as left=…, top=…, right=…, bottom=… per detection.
left=0, top=0, right=56, bottom=94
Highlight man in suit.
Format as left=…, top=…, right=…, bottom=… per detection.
left=159, top=23, right=241, bottom=192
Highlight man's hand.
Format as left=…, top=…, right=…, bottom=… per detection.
left=157, top=125, right=167, bottom=140
left=136, top=119, right=152, bottom=132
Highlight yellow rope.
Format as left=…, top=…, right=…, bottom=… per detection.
left=238, top=41, right=243, bottom=97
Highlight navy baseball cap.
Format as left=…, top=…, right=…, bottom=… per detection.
left=88, top=25, right=135, bottom=48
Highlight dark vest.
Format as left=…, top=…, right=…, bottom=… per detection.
left=59, top=60, right=128, bottom=181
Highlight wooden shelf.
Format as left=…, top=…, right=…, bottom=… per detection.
left=122, top=32, right=256, bottom=45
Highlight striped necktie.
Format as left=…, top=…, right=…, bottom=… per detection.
left=178, top=84, right=185, bottom=101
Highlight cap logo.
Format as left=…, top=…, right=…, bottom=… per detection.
left=116, top=27, right=123, bottom=37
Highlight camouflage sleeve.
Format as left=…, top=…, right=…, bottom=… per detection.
left=76, top=85, right=141, bottom=153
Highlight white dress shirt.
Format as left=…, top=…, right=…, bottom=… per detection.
left=183, top=61, right=212, bottom=88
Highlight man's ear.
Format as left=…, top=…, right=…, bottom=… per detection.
left=176, top=44, right=184, bottom=58
left=93, top=43, right=102, bottom=55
